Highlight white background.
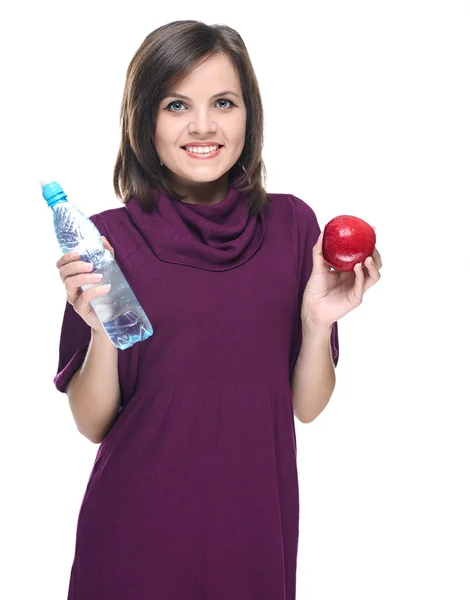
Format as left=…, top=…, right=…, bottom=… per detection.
left=1, top=1, right=469, bottom=598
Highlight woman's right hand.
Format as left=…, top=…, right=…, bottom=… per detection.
left=56, top=237, right=115, bottom=332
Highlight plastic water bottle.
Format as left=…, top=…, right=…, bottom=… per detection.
left=41, top=180, right=153, bottom=350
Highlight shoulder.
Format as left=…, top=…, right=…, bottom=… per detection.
left=88, top=205, right=130, bottom=239
left=88, top=205, right=128, bottom=226
left=267, top=193, right=322, bottom=265
left=266, top=192, right=320, bottom=227
left=88, top=205, right=139, bottom=258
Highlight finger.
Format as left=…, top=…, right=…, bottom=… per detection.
left=363, top=256, right=381, bottom=292
left=314, top=231, right=323, bottom=250
left=101, top=236, right=115, bottom=257
left=312, top=231, right=330, bottom=274
left=65, top=273, right=104, bottom=303
left=367, top=249, right=382, bottom=271
left=56, top=251, right=80, bottom=270
left=73, top=283, right=111, bottom=312
left=351, top=262, right=365, bottom=305
left=60, top=260, right=94, bottom=282
left=65, top=272, right=104, bottom=293
left=372, top=247, right=382, bottom=268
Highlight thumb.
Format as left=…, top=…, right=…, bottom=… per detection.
left=101, top=236, right=115, bottom=258
left=312, top=231, right=328, bottom=274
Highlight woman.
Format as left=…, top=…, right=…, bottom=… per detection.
left=55, top=20, right=382, bottom=600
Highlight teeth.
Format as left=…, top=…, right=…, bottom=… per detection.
left=185, top=145, right=219, bottom=154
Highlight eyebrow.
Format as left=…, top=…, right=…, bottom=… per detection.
left=162, top=90, right=240, bottom=101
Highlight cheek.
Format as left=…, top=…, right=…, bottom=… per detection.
left=154, top=117, right=174, bottom=145
left=236, top=111, right=247, bottom=139
left=228, top=115, right=246, bottom=142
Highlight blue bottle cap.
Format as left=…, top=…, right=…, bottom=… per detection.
left=40, top=180, right=67, bottom=207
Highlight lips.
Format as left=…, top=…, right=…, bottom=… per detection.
left=181, top=145, right=224, bottom=160
left=181, top=144, right=224, bottom=150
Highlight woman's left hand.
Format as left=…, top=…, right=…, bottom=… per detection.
left=300, top=230, right=382, bottom=329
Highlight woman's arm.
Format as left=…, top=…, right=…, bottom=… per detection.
left=291, top=323, right=336, bottom=424
left=67, top=327, right=120, bottom=443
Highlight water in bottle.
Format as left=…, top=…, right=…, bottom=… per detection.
left=41, top=180, right=153, bottom=350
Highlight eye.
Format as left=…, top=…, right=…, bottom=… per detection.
left=165, top=101, right=185, bottom=112
left=164, top=98, right=236, bottom=112
left=216, top=99, right=234, bottom=109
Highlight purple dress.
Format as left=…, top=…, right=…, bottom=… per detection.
left=55, top=167, right=339, bottom=600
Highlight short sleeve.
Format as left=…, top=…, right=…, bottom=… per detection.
left=53, top=213, right=106, bottom=394
left=288, top=194, right=339, bottom=385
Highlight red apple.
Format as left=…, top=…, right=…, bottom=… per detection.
left=322, top=215, right=376, bottom=272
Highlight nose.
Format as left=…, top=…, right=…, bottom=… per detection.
left=189, top=106, right=217, bottom=135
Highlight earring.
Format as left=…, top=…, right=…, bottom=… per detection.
left=160, top=160, right=163, bottom=167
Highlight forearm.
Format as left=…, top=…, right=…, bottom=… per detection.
left=67, top=327, right=120, bottom=444
left=291, top=323, right=336, bottom=423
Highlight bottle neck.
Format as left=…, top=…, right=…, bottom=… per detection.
left=50, top=197, right=68, bottom=209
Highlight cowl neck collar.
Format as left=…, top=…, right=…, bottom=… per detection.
left=125, top=166, right=265, bottom=271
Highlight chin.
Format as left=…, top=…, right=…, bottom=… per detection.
left=176, top=168, right=228, bottom=185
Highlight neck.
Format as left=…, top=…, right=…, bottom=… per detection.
left=170, top=172, right=230, bottom=206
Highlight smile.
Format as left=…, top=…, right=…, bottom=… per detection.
left=181, top=145, right=224, bottom=159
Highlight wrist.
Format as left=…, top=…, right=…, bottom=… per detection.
left=91, top=325, right=113, bottom=345
left=302, top=319, right=333, bottom=338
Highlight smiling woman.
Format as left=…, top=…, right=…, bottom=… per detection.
left=113, top=20, right=269, bottom=213
left=54, top=18, right=341, bottom=600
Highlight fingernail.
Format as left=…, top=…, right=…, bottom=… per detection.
left=101, top=284, right=111, bottom=291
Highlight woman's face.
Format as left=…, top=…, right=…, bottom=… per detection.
left=154, top=53, right=247, bottom=188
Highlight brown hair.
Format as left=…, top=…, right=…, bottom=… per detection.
left=113, top=20, right=270, bottom=216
